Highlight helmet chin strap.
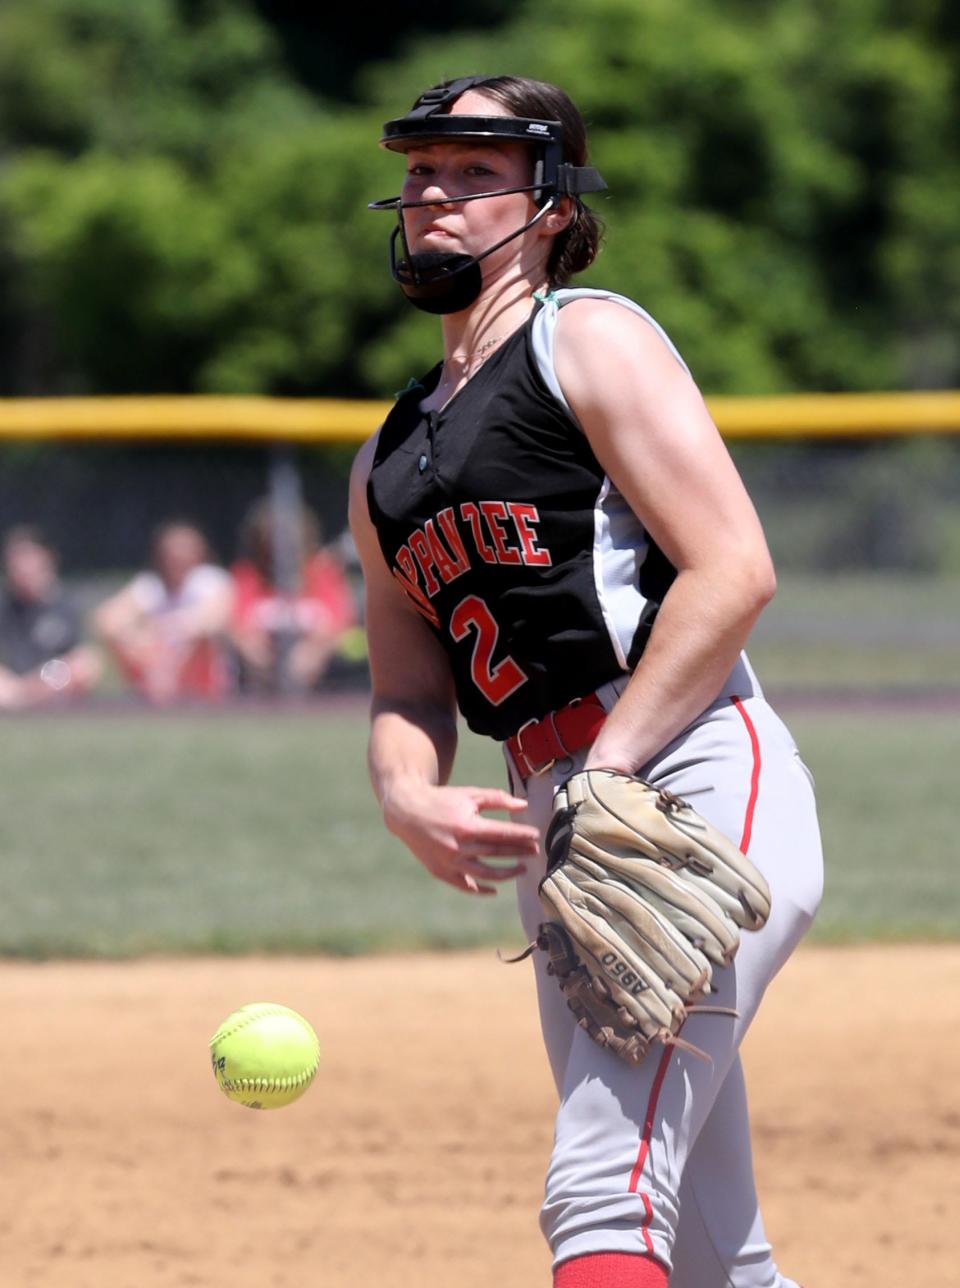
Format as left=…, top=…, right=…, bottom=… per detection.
left=391, top=198, right=558, bottom=315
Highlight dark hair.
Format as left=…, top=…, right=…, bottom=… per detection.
left=2, top=524, right=55, bottom=557
left=150, top=518, right=211, bottom=560
left=240, top=497, right=322, bottom=578
left=442, top=75, right=604, bottom=285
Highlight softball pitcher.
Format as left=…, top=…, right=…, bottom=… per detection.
left=349, top=74, right=823, bottom=1288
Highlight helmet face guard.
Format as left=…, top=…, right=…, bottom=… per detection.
left=368, top=76, right=607, bottom=314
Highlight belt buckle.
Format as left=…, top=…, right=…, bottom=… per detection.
left=515, top=717, right=556, bottom=778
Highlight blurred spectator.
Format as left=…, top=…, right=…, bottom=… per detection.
left=0, top=525, right=102, bottom=709
left=229, top=497, right=355, bottom=693
left=94, top=520, right=232, bottom=704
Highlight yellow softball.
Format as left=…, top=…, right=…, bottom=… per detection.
left=210, top=1002, right=320, bottom=1110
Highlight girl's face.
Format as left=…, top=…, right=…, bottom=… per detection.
left=398, top=91, right=544, bottom=280
left=154, top=526, right=205, bottom=590
left=3, top=539, right=56, bottom=601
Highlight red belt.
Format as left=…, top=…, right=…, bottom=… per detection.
left=506, top=692, right=607, bottom=780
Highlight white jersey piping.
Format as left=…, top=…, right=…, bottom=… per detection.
left=531, top=289, right=688, bottom=674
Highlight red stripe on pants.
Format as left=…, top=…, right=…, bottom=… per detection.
left=628, top=1045, right=672, bottom=1254
left=622, top=700, right=763, bottom=1260
left=730, top=695, right=762, bottom=853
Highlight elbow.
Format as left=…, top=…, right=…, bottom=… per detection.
left=712, top=547, right=775, bottom=623
left=744, top=554, right=777, bottom=619
left=755, top=558, right=777, bottom=609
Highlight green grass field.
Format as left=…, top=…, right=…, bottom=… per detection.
left=0, top=702, right=956, bottom=958
left=746, top=572, right=960, bottom=689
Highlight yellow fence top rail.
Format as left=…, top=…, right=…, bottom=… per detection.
left=0, top=391, right=959, bottom=442
left=0, top=397, right=383, bottom=443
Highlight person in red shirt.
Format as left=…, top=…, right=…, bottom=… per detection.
left=229, top=498, right=355, bottom=694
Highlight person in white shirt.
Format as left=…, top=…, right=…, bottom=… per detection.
left=94, top=520, right=232, bottom=704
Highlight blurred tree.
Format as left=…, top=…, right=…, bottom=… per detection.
left=0, top=0, right=958, bottom=398
left=251, top=0, right=514, bottom=103
left=0, top=0, right=332, bottom=392
left=360, top=0, right=960, bottom=394
left=1, top=125, right=396, bottom=395
left=0, top=0, right=317, bottom=167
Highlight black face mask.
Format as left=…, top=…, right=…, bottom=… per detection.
left=393, top=250, right=482, bottom=316
left=385, top=202, right=557, bottom=315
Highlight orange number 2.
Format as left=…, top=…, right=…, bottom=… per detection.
left=449, top=595, right=527, bottom=706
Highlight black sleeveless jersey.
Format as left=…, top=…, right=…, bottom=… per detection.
left=366, top=296, right=677, bottom=740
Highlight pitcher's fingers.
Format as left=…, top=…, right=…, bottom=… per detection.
left=470, top=818, right=540, bottom=851
left=469, top=787, right=531, bottom=812
left=461, top=873, right=495, bottom=896
left=460, top=839, right=535, bottom=860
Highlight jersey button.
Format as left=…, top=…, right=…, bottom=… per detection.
left=418, top=453, right=428, bottom=473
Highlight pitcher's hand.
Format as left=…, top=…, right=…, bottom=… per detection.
left=384, top=783, right=540, bottom=895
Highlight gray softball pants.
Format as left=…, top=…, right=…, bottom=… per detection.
left=507, top=672, right=823, bottom=1286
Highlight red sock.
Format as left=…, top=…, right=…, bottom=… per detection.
left=554, top=1252, right=668, bottom=1288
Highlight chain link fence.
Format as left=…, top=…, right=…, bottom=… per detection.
left=0, top=433, right=958, bottom=702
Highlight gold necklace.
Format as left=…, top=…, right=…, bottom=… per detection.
left=472, top=334, right=504, bottom=360
left=453, top=333, right=505, bottom=378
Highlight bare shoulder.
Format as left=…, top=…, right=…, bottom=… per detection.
left=554, top=298, right=696, bottom=419
left=554, top=297, right=678, bottom=361
left=349, top=428, right=381, bottom=492
left=348, top=428, right=383, bottom=520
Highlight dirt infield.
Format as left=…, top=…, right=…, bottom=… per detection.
left=2, top=946, right=957, bottom=1287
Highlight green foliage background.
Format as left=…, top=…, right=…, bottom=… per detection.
left=1, top=0, right=959, bottom=398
